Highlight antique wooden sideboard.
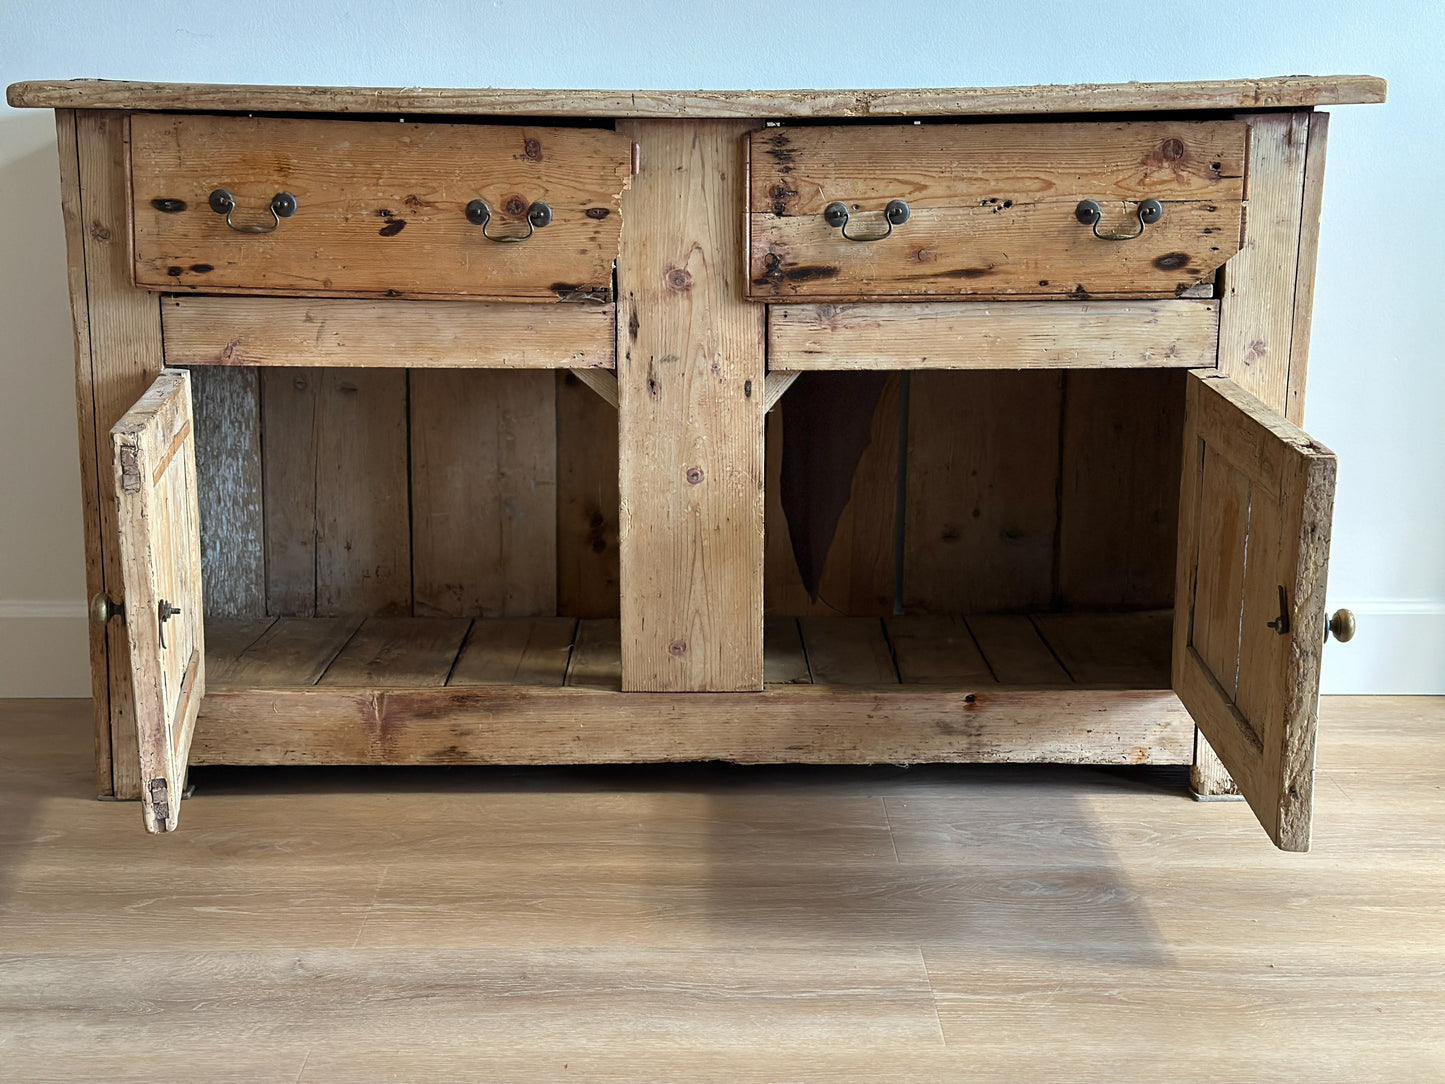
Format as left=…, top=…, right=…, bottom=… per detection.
left=7, top=75, right=1384, bottom=845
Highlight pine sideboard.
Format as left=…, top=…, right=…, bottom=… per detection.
left=7, top=75, right=1385, bottom=844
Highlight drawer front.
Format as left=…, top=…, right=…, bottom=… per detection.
left=130, top=114, right=634, bottom=300
left=747, top=120, right=1246, bottom=301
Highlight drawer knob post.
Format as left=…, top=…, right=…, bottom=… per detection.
left=208, top=188, right=297, bottom=234
left=1075, top=198, right=1163, bottom=241
left=466, top=199, right=553, bottom=243
left=823, top=199, right=909, bottom=242
left=1327, top=609, right=1357, bottom=643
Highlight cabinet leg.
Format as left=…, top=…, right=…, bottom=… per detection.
left=1191, top=728, right=1243, bottom=801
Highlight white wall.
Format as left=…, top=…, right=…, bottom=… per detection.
left=1, top=0, right=1440, bottom=694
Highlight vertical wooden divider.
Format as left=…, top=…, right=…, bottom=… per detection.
left=615, top=120, right=765, bottom=691
left=75, top=111, right=166, bottom=799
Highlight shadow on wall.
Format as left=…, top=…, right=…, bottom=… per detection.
left=0, top=111, right=89, bottom=697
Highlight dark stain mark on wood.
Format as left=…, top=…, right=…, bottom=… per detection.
left=1070, top=284, right=1092, bottom=299
left=585, top=207, right=611, bottom=219
left=385, top=289, right=403, bottom=297
left=151, top=198, right=186, bottom=213
left=403, top=194, right=431, bottom=211
left=782, top=265, right=839, bottom=284
left=1038, top=280, right=1050, bottom=287
left=550, top=283, right=611, bottom=302
left=753, top=252, right=785, bottom=288
left=763, top=132, right=797, bottom=174
left=1154, top=252, right=1191, bottom=271
left=941, top=267, right=996, bottom=279
left=89, top=220, right=111, bottom=243
left=524, top=138, right=542, bottom=161
left=587, top=510, right=608, bottom=554
left=189, top=263, right=213, bottom=273
left=166, top=265, right=183, bottom=277
left=627, top=308, right=639, bottom=342
left=378, top=220, right=406, bottom=237
left=769, top=183, right=798, bottom=215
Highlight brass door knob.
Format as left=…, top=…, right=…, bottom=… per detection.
left=89, top=592, right=123, bottom=626
left=1327, top=609, right=1356, bottom=643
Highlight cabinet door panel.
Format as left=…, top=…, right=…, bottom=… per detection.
left=1173, top=370, right=1335, bottom=851
left=112, top=369, right=205, bottom=832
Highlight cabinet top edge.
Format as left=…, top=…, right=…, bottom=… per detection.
left=6, top=75, right=1386, bottom=117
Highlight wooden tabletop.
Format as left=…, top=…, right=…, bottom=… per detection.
left=7, top=74, right=1385, bottom=118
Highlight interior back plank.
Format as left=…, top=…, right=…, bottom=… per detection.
left=799, top=617, right=898, bottom=685
left=966, top=615, right=1071, bottom=685
left=887, top=615, right=995, bottom=685
left=904, top=372, right=1061, bottom=613
left=259, top=367, right=320, bottom=616
left=410, top=369, right=557, bottom=618
left=319, top=617, right=472, bottom=687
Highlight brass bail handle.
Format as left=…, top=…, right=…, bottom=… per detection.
left=823, top=199, right=910, bottom=242
left=466, top=200, right=553, bottom=243
left=1075, top=198, right=1163, bottom=241
left=209, top=189, right=298, bottom=234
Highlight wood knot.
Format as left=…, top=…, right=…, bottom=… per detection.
left=504, top=195, right=527, bottom=217
left=668, top=639, right=688, bottom=657
left=685, top=467, right=704, bottom=485
left=666, top=268, right=693, bottom=292
left=1160, top=137, right=1186, bottom=161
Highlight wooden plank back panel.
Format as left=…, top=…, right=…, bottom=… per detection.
left=410, top=370, right=557, bottom=618
left=556, top=371, right=621, bottom=618
left=903, top=372, right=1061, bottom=614
left=764, top=373, right=899, bottom=617
left=313, top=369, right=411, bottom=615
left=130, top=114, right=633, bottom=300
left=162, top=297, right=616, bottom=369
left=1056, top=369, right=1185, bottom=609
left=616, top=120, right=765, bottom=691
left=259, top=368, right=320, bottom=616
left=188, top=367, right=265, bottom=617
left=768, top=301, right=1219, bottom=370
left=77, top=111, right=167, bottom=800
left=748, top=121, right=1246, bottom=300
left=449, top=618, right=578, bottom=686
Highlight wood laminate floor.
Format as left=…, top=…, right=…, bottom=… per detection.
left=1, top=697, right=1441, bottom=1082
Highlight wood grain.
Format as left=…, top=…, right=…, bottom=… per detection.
left=410, top=370, right=556, bottom=618
left=764, top=617, right=811, bottom=684
left=314, top=369, right=411, bottom=616
left=1032, top=610, right=1173, bottom=687
left=129, top=114, right=632, bottom=299
left=749, top=121, right=1246, bottom=300
left=886, top=615, right=993, bottom=684
left=566, top=619, right=623, bottom=690
left=903, top=372, right=1061, bottom=613
left=768, top=301, right=1219, bottom=370
left=966, top=615, right=1071, bottom=685
left=1216, top=112, right=1309, bottom=412
left=449, top=618, right=578, bottom=686
left=203, top=618, right=277, bottom=684
left=797, top=617, right=898, bottom=684
left=7, top=74, right=1388, bottom=115
left=259, top=368, right=319, bottom=616
left=218, top=615, right=364, bottom=688
left=54, top=109, right=112, bottom=792
left=110, top=370, right=204, bottom=832
left=77, top=111, right=167, bottom=801
left=319, top=617, right=471, bottom=686
left=190, top=684, right=1194, bottom=766
left=1172, top=370, right=1336, bottom=850
left=188, top=367, right=265, bottom=618
left=1285, top=110, right=1331, bottom=426
left=163, top=297, right=616, bottom=369
left=615, top=120, right=765, bottom=691
left=556, top=371, right=621, bottom=618
left=1056, top=369, right=1185, bottom=608
left=764, top=373, right=899, bottom=617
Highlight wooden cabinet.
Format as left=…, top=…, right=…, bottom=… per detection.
left=6, top=75, right=1384, bottom=847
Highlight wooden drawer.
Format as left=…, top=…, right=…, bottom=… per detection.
left=129, top=114, right=634, bottom=300
left=747, top=120, right=1246, bottom=301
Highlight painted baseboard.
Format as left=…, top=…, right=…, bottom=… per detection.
left=0, top=598, right=1440, bottom=697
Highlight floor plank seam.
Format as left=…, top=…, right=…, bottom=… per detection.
left=351, top=863, right=390, bottom=949
left=918, top=946, right=948, bottom=1049
left=881, top=794, right=902, bottom=865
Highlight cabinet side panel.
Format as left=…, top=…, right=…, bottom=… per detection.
left=76, top=111, right=165, bottom=800
left=1286, top=111, right=1330, bottom=426
left=615, top=119, right=765, bottom=691
left=55, top=109, right=112, bottom=792
left=1218, top=111, right=1310, bottom=414
left=556, top=371, right=620, bottom=618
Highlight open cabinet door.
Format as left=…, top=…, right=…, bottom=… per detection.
left=1174, top=370, right=1336, bottom=851
left=112, top=369, right=205, bottom=833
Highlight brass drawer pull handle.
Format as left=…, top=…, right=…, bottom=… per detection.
left=208, top=189, right=297, bottom=233
left=466, top=199, right=553, bottom=243
left=823, top=200, right=910, bottom=242
left=1075, top=198, right=1163, bottom=241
